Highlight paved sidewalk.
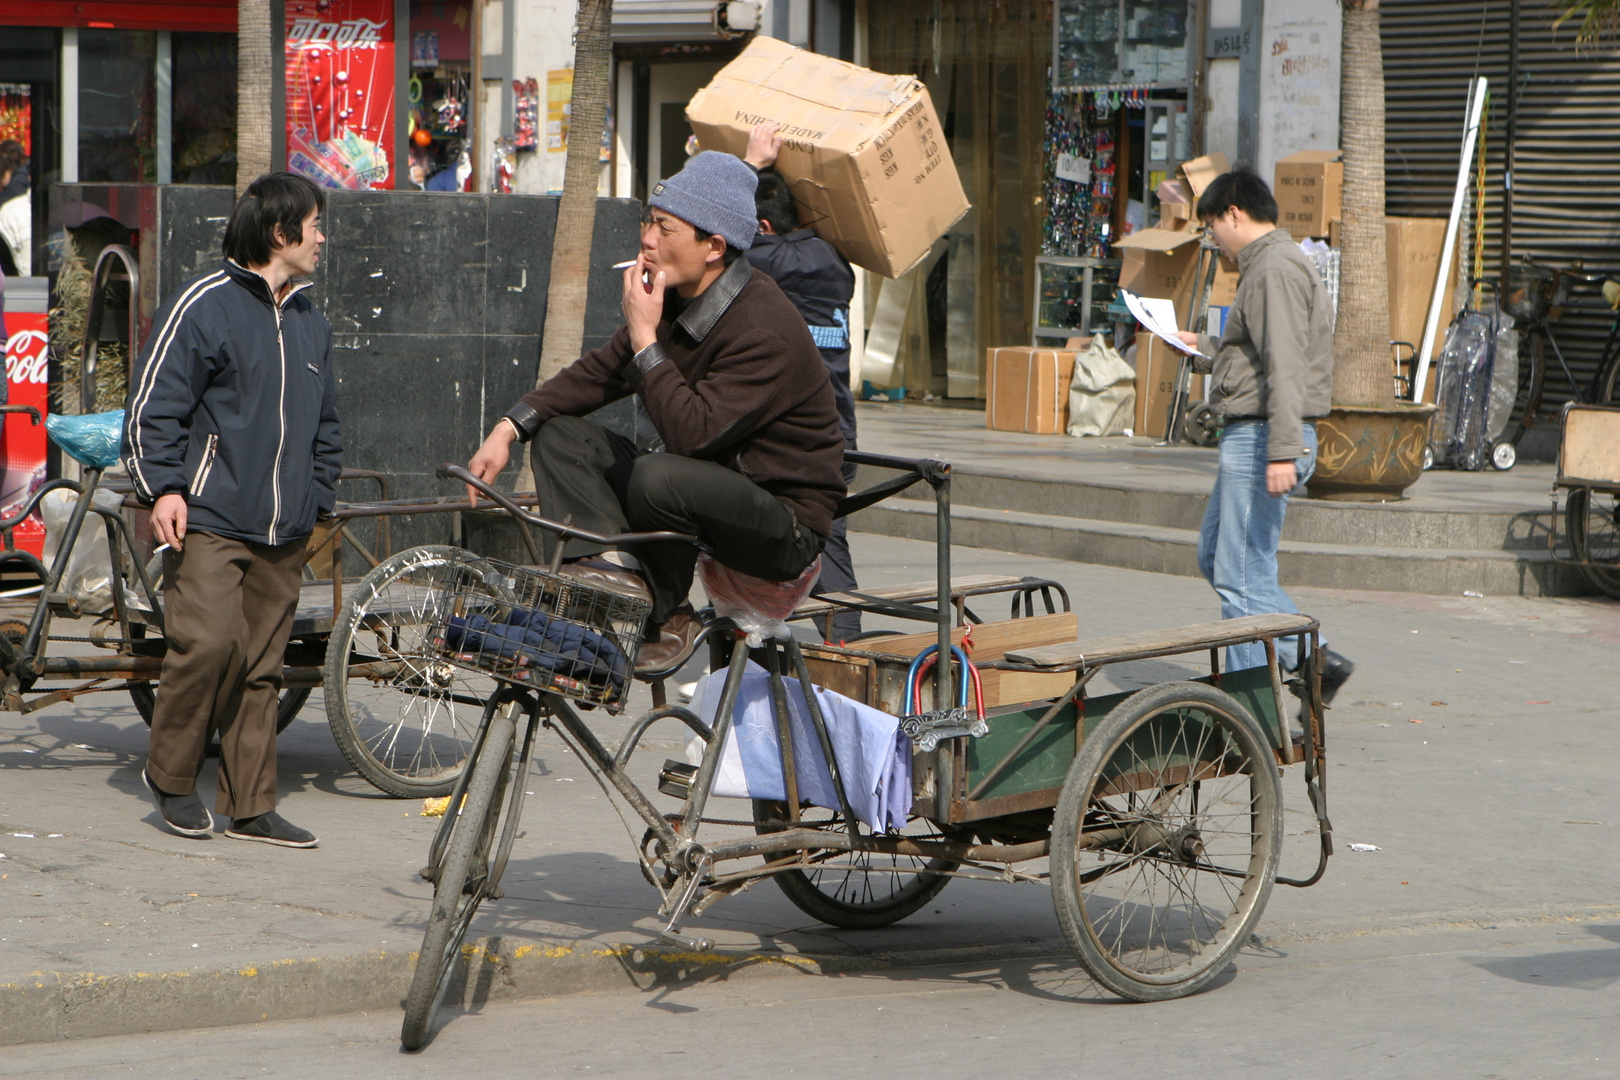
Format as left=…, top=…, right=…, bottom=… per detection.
left=2, top=533, right=1615, bottom=1044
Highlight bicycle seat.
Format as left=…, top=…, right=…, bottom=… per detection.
left=697, top=553, right=822, bottom=646
left=45, top=410, right=126, bottom=470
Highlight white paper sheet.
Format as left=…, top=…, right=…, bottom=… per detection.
left=1120, top=289, right=1209, bottom=357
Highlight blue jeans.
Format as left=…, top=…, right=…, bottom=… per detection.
left=1197, top=420, right=1318, bottom=673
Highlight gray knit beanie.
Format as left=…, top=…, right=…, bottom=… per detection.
left=647, top=151, right=759, bottom=251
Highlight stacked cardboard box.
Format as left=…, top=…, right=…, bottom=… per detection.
left=1274, top=150, right=1343, bottom=240
left=985, top=347, right=1078, bottom=434
left=1134, top=334, right=1205, bottom=440
left=1114, top=152, right=1238, bottom=331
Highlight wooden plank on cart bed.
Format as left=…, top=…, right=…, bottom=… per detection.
left=792, top=574, right=1030, bottom=619
left=1004, top=613, right=1318, bottom=670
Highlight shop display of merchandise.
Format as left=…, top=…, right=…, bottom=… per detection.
left=492, top=137, right=515, bottom=193
left=1041, top=92, right=1119, bottom=259
left=513, top=77, right=539, bottom=152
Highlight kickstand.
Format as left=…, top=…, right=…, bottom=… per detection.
left=657, top=851, right=714, bottom=952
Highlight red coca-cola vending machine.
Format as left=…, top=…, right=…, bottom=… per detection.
left=0, top=308, right=49, bottom=558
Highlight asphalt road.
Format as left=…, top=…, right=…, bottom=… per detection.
left=2, top=920, right=1613, bottom=1079
left=2, top=530, right=1616, bottom=1074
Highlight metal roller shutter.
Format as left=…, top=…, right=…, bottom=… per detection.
left=1383, top=0, right=1620, bottom=401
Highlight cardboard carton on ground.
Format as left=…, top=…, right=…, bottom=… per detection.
left=1134, top=333, right=1204, bottom=440
left=1115, top=226, right=1202, bottom=315
left=686, top=36, right=970, bottom=279
left=1386, top=216, right=1454, bottom=399
left=1274, top=150, right=1343, bottom=239
left=986, top=347, right=1077, bottom=434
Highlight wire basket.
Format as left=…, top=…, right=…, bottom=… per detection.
left=421, top=555, right=651, bottom=711
left=1504, top=264, right=1557, bottom=323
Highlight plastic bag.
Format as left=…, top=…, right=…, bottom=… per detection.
left=1067, top=337, right=1136, bottom=437
left=1430, top=308, right=1497, bottom=470
left=45, top=410, right=125, bottom=470
left=40, top=486, right=123, bottom=611
left=1486, top=323, right=1520, bottom=442
left=697, top=553, right=821, bottom=647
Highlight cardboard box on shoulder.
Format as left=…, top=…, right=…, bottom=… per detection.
left=685, top=36, right=970, bottom=279
left=1274, top=150, right=1343, bottom=240
left=1134, top=334, right=1204, bottom=440
left=986, top=347, right=1077, bottom=434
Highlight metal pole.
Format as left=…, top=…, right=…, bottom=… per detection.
left=1499, top=0, right=1520, bottom=288
left=61, top=28, right=78, bottom=184
left=1413, top=77, right=1489, bottom=403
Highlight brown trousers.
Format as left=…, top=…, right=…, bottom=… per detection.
left=144, top=530, right=306, bottom=819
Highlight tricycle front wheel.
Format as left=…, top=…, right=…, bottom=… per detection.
left=1051, top=681, right=1282, bottom=1001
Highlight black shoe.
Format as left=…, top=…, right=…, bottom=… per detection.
left=141, top=768, right=213, bottom=838
left=1318, top=649, right=1355, bottom=706
left=225, top=812, right=318, bottom=848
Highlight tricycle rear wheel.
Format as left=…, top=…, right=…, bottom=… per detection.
left=1051, top=681, right=1281, bottom=1001
left=324, top=547, right=498, bottom=797
left=752, top=800, right=956, bottom=929
left=1566, top=487, right=1620, bottom=599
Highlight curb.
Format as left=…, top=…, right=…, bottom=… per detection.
left=1, top=937, right=1073, bottom=1047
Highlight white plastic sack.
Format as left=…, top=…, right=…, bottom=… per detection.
left=1067, top=337, right=1137, bottom=437
left=40, top=487, right=123, bottom=611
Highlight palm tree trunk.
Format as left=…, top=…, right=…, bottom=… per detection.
left=236, top=0, right=274, bottom=197
left=1331, top=0, right=1393, bottom=407
left=536, top=0, right=614, bottom=385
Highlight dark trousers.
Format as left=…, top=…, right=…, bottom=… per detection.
left=144, top=530, right=306, bottom=819
left=530, top=416, right=825, bottom=625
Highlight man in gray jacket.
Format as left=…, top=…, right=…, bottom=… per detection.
left=1178, top=169, right=1353, bottom=700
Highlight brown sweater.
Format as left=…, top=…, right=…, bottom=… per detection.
left=514, top=258, right=846, bottom=536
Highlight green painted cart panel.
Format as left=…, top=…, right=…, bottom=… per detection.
left=963, top=666, right=1282, bottom=802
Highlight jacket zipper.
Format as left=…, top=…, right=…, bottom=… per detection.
left=189, top=433, right=219, bottom=496
left=268, top=300, right=289, bottom=545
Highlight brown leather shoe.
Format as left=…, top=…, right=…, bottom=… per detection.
left=557, top=558, right=651, bottom=601
left=635, top=605, right=700, bottom=673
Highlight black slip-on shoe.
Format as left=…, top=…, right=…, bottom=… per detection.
left=141, top=768, right=213, bottom=838
left=1318, top=649, right=1355, bottom=706
left=225, top=812, right=319, bottom=849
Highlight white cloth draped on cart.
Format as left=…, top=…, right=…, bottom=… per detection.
left=686, top=660, right=912, bottom=832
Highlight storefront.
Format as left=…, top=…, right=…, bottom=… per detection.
left=864, top=0, right=1198, bottom=398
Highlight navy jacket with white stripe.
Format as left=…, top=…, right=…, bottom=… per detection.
left=123, top=259, right=343, bottom=547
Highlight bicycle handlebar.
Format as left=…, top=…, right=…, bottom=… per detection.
left=1516, top=255, right=1610, bottom=284
left=437, top=463, right=702, bottom=551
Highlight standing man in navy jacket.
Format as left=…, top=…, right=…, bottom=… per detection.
left=123, top=172, right=342, bottom=848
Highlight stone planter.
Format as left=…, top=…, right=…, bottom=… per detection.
left=1306, top=402, right=1438, bottom=502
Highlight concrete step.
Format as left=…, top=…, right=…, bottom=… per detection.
left=856, top=466, right=1555, bottom=553
left=851, top=499, right=1585, bottom=599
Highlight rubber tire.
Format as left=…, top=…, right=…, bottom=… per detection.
left=752, top=800, right=955, bottom=929
left=1490, top=439, right=1517, bottom=471
left=1566, top=487, right=1620, bottom=599
left=325, top=546, right=498, bottom=797
left=1598, top=350, right=1620, bottom=408
left=400, top=706, right=516, bottom=1051
left=129, top=681, right=308, bottom=735
left=1051, top=681, right=1282, bottom=1002
left=126, top=562, right=309, bottom=735
left=1506, top=332, right=1547, bottom=448
left=1183, top=402, right=1220, bottom=447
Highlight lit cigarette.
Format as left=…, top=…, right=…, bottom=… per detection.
left=611, top=260, right=637, bottom=270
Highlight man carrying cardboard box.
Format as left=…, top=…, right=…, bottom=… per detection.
left=1176, top=169, right=1354, bottom=706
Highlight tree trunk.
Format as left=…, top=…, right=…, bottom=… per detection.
left=236, top=0, right=274, bottom=197
left=1331, top=0, right=1393, bottom=407
left=536, top=0, right=614, bottom=385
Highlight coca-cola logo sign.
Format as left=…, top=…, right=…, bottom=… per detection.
left=4, top=329, right=49, bottom=384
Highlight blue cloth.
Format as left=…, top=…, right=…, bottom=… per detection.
left=1196, top=419, right=1321, bottom=672
left=445, top=606, right=630, bottom=690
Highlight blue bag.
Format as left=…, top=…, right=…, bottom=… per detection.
left=45, top=410, right=126, bottom=470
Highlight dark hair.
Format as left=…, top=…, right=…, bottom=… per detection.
left=0, top=140, right=22, bottom=173
left=1196, top=168, right=1278, bottom=225
left=754, top=169, right=799, bottom=235
left=222, top=172, right=327, bottom=266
